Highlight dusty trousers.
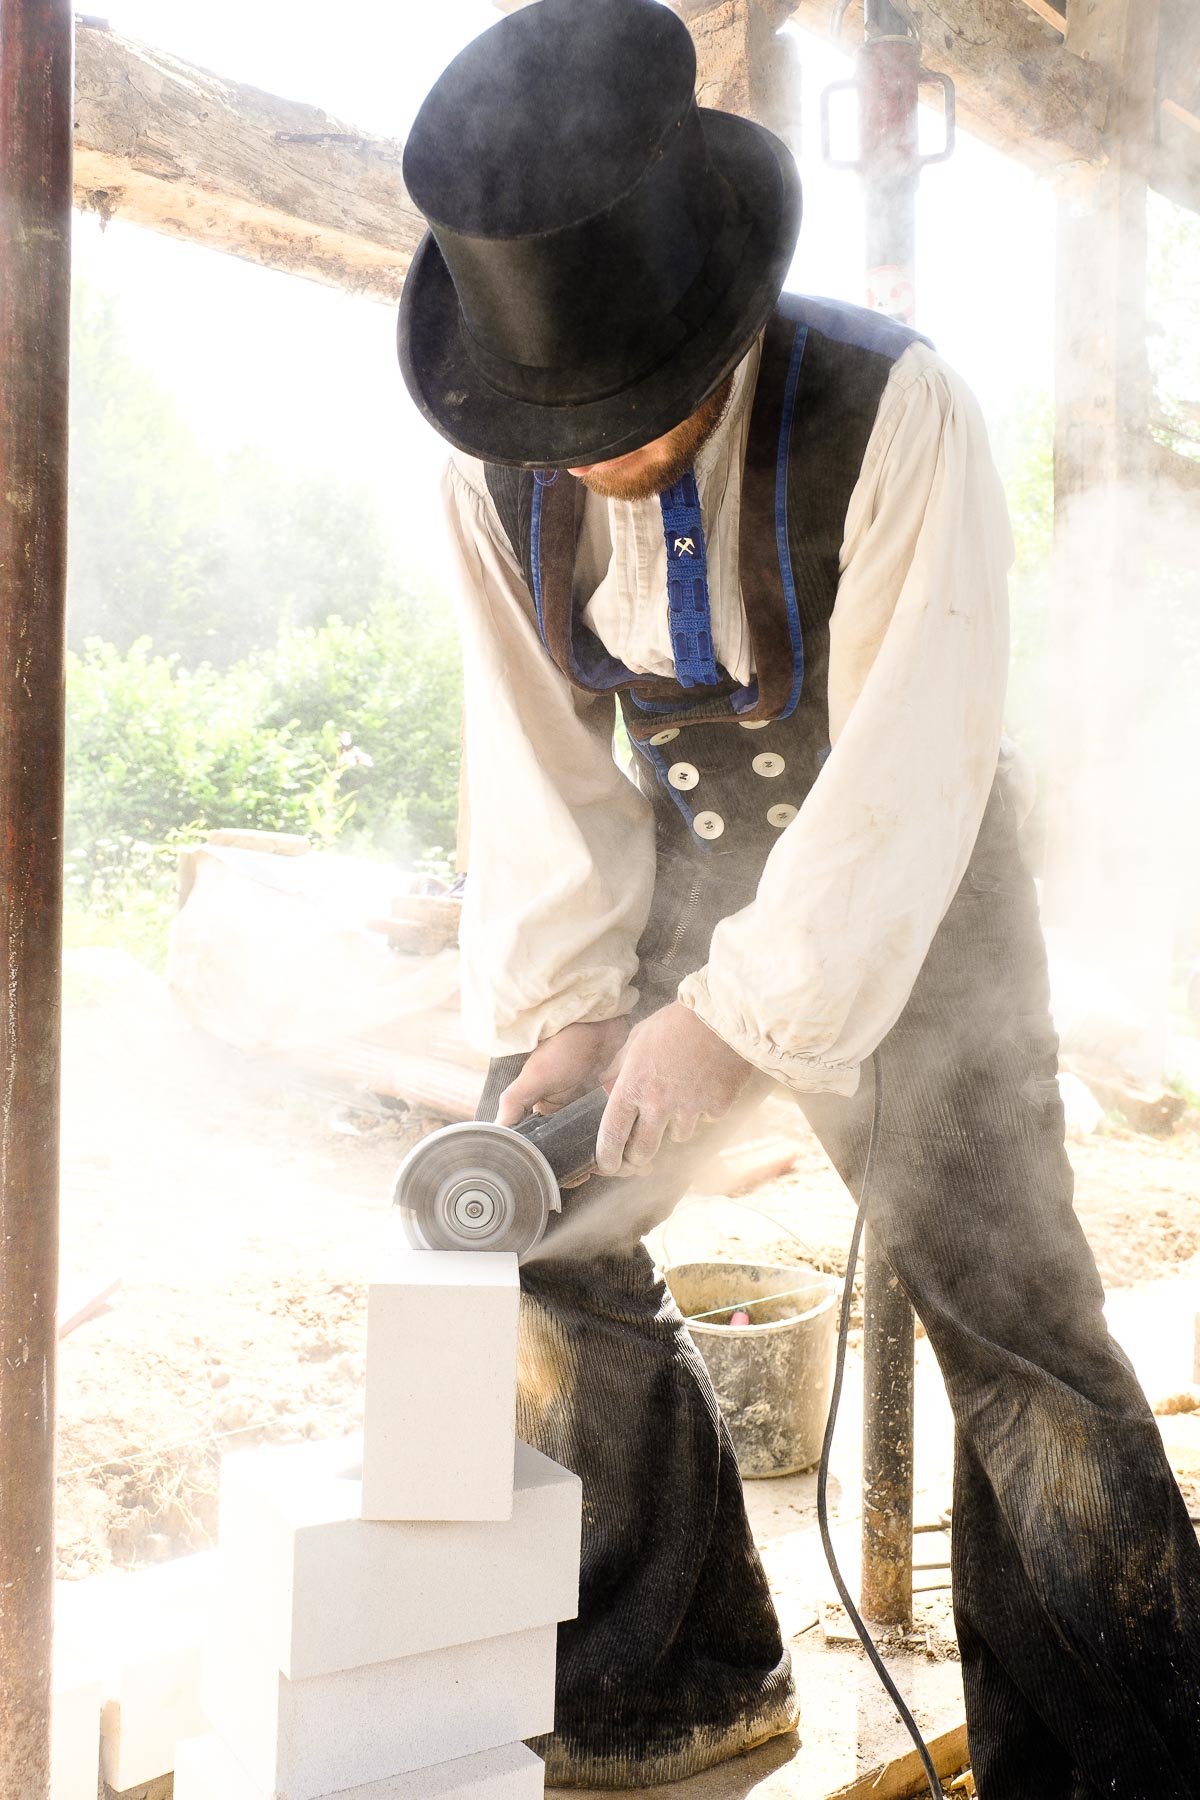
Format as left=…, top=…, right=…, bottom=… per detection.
left=479, top=782, right=1200, bottom=1796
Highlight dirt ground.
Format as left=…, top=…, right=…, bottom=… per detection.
left=55, top=957, right=1200, bottom=1582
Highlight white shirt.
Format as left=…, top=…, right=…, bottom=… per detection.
left=441, top=332, right=1018, bottom=1097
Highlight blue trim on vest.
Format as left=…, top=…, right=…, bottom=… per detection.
left=659, top=472, right=719, bottom=688
left=530, top=473, right=549, bottom=640
left=777, top=293, right=932, bottom=360
left=775, top=322, right=810, bottom=719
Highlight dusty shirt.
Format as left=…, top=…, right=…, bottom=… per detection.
left=441, top=336, right=1018, bottom=1096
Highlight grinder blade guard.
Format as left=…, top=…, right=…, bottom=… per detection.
left=392, top=1086, right=609, bottom=1258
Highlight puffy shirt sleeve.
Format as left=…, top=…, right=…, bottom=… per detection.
left=677, top=348, right=1014, bottom=1095
left=442, top=457, right=658, bottom=1054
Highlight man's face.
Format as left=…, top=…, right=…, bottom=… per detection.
left=566, top=372, right=736, bottom=502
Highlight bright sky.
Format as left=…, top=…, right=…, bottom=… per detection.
left=73, top=0, right=1057, bottom=589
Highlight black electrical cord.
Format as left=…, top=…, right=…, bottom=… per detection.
left=815, top=1050, right=949, bottom=1800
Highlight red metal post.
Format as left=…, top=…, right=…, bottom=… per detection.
left=0, top=0, right=72, bottom=1790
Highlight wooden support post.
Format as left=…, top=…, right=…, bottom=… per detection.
left=0, top=0, right=72, bottom=1791
left=1041, top=0, right=1168, bottom=1045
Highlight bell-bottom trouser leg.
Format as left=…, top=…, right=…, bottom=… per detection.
left=797, top=809, right=1200, bottom=1800
left=481, top=789, right=1200, bottom=1794
left=472, top=1067, right=798, bottom=1791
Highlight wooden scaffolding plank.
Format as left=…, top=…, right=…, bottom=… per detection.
left=73, top=20, right=423, bottom=300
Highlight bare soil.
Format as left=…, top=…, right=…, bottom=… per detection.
left=55, top=974, right=1200, bottom=1582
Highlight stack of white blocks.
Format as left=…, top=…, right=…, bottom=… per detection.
left=176, top=1249, right=581, bottom=1800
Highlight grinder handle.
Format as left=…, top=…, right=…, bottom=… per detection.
left=513, top=1086, right=610, bottom=1187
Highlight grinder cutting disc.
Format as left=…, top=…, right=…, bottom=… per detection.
left=392, top=1120, right=561, bottom=1256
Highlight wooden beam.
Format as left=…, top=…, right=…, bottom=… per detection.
left=1163, top=97, right=1200, bottom=134
left=1018, top=0, right=1066, bottom=31
left=73, top=21, right=423, bottom=302
left=1041, top=0, right=1165, bottom=943
left=689, top=0, right=801, bottom=139
left=791, top=0, right=1109, bottom=175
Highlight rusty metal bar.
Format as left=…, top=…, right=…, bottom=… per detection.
left=847, top=0, right=932, bottom=1628
left=860, top=1234, right=915, bottom=1624
left=0, top=0, right=73, bottom=1788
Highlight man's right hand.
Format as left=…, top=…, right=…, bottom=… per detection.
left=495, top=1018, right=630, bottom=1127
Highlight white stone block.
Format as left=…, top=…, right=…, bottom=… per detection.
left=218, top=1434, right=580, bottom=1678
left=362, top=1249, right=520, bottom=1521
left=51, top=1654, right=101, bottom=1800
left=174, top=1733, right=544, bottom=1800
left=56, top=1551, right=215, bottom=1791
left=203, top=1619, right=556, bottom=1800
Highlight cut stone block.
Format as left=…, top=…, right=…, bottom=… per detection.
left=174, top=1733, right=545, bottom=1800
left=218, top=1433, right=580, bottom=1677
left=51, top=1654, right=101, bottom=1800
left=56, top=1551, right=214, bottom=1791
left=203, top=1619, right=556, bottom=1800
left=362, top=1249, right=520, bottom=1521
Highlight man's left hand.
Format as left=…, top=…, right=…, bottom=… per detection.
left=595, top=1000, right=754, bottom=1177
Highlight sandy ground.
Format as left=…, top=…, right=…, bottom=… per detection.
left=55, top=961, right=1200, bottom=1583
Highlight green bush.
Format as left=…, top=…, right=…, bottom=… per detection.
left=65, top=604, right=464, bottom=964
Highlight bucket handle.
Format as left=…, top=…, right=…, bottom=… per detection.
left=660, top=1193, right=825, bottom=1279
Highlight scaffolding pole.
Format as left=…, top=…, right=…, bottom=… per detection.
left=0, top=0, right=72, bottom=1789
left=823, top=0, right=955, bottom=1628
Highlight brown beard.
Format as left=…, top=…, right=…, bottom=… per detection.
left=573, top=372, right=737, bottom=502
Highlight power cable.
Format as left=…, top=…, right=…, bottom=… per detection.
left=815, top=1050, right=949, bottom=1800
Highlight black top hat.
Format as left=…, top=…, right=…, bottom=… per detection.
left=398, top=0, right=801, bottom=469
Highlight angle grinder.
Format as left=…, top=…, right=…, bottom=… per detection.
left=392, top=1086, right=609, bottom=1257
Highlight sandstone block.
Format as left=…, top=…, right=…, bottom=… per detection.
left=51, top=1654, right=101, bottom=1800
left=203, top=1619, right=556, bottom=1800
left=217, top=1434, right=580, bottom=1677
left=174, top=1733, right=545, bottom=1800
left=56, top=1551, right=214, bottom=1791
left=362, top=1250, right=519, bottom=1521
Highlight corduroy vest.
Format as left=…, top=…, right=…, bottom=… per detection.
left=484, top=294, right=929, bottom=996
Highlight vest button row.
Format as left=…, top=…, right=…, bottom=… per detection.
left=667, top=755, right=786, bottom=792
left=688, top=803, right=797, bottom=841
left=652, top=719, right=776, bottom=746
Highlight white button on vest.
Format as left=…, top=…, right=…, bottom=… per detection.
left=649, top=728, right=680, bottom=746
left=668, top=762, right=699, bottom=791
left=767, top=804, right=798, bottom=829
left=752, top=752, right=786, bottom=779
left=739, top=719, right=770, bottom=730
left=694, top=812, right=725, bottom=840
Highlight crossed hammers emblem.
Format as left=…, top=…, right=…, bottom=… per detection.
left=673, top=536, right=696, bottom=557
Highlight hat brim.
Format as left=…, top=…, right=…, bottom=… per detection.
left=397, top=110, right=801, bottom=470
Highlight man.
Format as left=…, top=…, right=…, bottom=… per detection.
left=397, top=1, right=1200, bottom=1793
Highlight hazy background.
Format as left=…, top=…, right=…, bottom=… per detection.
left=66, top=0, right=1200, bottom=1069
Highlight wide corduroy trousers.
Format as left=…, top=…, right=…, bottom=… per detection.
left=478, top=782, right=1200, bottom=1796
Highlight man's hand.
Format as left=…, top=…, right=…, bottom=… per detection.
left=496, top=1017, right=630, bottom=1127
left=595, top=1001, right=753, bottom=1177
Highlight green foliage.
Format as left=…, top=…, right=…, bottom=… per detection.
left=989, top=388, right=1054, bottom=581
left=66, top=277, right=465, bottom=970
left=63, top=838, right=181, bottom=975
left=1147, top=192, right=1200, bottom=464
left=255, top=601, right=462, bottom=859
left=65, top=603, right=463, bottom=889
left=988, top=389, right=1055, bottom=805
left=68, top=282, right=409, bottom=668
